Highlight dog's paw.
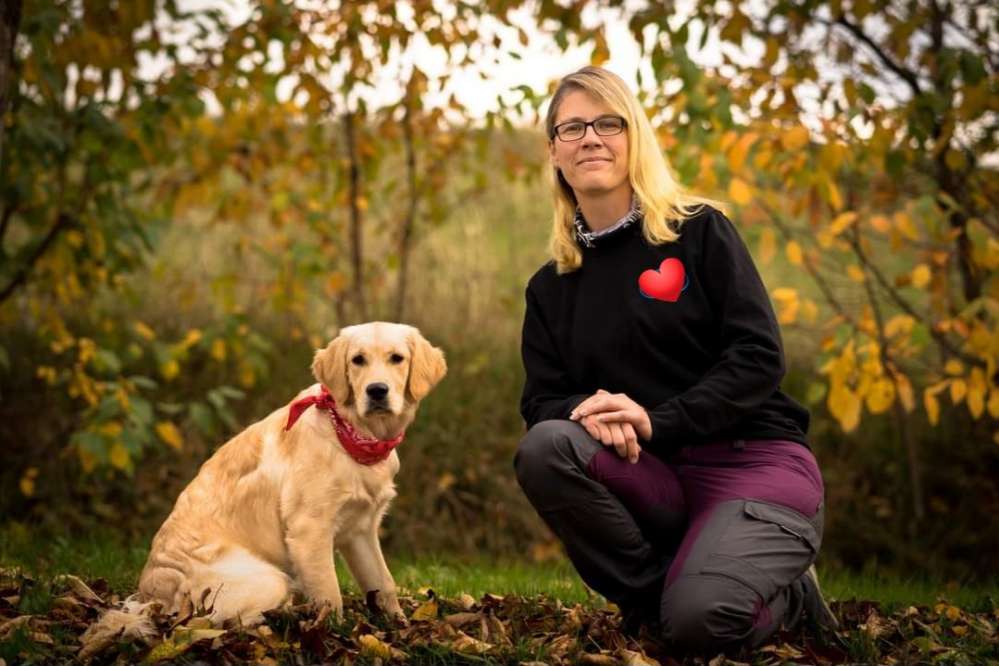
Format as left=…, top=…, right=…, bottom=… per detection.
left=365, top=589, right=407, bottom=624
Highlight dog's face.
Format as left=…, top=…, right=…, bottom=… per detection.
left=311, top=322, right=447, bottom=418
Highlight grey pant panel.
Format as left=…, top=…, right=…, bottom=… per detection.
left=662, top=498, right=824, bottom=652
left=514, top=420, right=673, bottom=607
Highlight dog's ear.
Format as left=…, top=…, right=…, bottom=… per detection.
left=312, top=334, right=351, bottom=405
left=406, top=331, right=447, bottom=402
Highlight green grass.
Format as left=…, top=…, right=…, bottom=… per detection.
left=1, top=523, right=996, bottom=612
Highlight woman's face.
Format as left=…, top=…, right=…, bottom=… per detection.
left=549, top=89, right=630, bottom=201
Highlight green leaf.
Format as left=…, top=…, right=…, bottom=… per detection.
left=189, top=402, right=215, bottom=436
left=93, top=349, right=122, bottom=374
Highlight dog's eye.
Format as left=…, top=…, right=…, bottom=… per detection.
left=389, top=354, right=405, bottom=364
left=351, top=354, right=366, bottom=366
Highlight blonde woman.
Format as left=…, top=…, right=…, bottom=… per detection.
left=514, top=66, right=838, bottom=655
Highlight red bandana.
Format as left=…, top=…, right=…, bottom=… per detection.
left=284, top=385, right=404, bottom=465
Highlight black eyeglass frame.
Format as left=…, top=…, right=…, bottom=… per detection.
left=550, top=115, right=628, bottom=142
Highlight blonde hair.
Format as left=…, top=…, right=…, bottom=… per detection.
left=544, top=66, right=723, bottom=273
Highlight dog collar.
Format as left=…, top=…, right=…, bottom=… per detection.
left=284, top=385, right=404, bottom=465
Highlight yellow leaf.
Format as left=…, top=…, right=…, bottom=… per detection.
left=160, top=360, right=180, bottom=381
left=134, top=321, right=156, bottom=340
left=894, top=211, right=920, bottom=240
left=156, top=421, right=184, bottom=451
left=210, top=339, right=227, bottom=361
left=357, top=634, right=392, bottom=659
left=885, top=315, right=914, bottom=338
left=967, top=368, right=986, bottom=418
left=949, top=379, right=967, bottom=405
left=865, top=378, right=895, bottom=414
left=729, top=178, right=753, bottom=205
left=781, top=125, right=810, bottom=151
left=785, top=240, right=803, bottom=266
left=870, top=215, right=891, bottom=233
left=828, top=384, right=861, bottom=432
left=924, top=390, right=941, bottom=426
left=771, top=288, right=799, bottom=325
left=590, top=29, right=610, bottom=65
left=19, top=467, right=38, bottom=497
left=829, top=211, right=858, bottom=236
left=412, top=599, right=439, bottom=621
left=944, top=360, right=964, bottom=375
left=758, top=227, right=776, bottom=265
left=727, top=132, right=758, bottom=172
left=988, top=389, right=999, bottom=419
left=847, top=265, right=866, bottom=282
left=109, top=442, right=130, bottom=470
left=911, top=264, right=932, bottom=288
left=827, top=180, right=844, bottom=211
left=182, top=329, right=202, bottom=348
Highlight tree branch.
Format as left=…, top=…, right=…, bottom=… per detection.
left=0, top=212, right=76, bottom=305
left=827, top=15, right=924, bottom=99
left=847, top=225, right=983, bottom=368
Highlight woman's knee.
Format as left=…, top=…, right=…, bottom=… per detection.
left=661, top=574, right=758, bottom=654
left=513, top=420, right=588, bottom=489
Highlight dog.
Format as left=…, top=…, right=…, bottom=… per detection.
left=82, top=322, right=446, bottom=652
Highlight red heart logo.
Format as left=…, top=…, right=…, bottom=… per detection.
left=638, top=258, right=686, bottom=302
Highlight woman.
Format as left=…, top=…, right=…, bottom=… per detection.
left=513, top=66, right=838, bottom=654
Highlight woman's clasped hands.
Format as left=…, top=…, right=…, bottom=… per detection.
left=569, top=389, right=653, bottom=464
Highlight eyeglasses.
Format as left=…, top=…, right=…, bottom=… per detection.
left=551, top=115, right=627, bottom=142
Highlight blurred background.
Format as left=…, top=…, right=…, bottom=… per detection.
left=1, top=0, right=996, bottom=582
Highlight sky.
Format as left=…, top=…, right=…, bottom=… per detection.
left=166, top=0, right=757, bottom=123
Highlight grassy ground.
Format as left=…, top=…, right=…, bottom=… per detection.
left=2, top=525, right=998, bottom=665
left=1, top=523, right=995, bottom=612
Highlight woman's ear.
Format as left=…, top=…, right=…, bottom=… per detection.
left=406, top=332, right=447, bottom=402
left=312, top=334, right=351, bottom=405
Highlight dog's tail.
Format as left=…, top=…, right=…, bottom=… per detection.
left=78, top=594, right=160, bottom=661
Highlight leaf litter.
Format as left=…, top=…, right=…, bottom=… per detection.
left=0, top=567, right=996, bottom=665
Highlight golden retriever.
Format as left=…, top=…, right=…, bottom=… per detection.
left=85, top=322, right=446, bottom=645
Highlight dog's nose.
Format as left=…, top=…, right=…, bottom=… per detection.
left=366, top=383, right=389, bottom=401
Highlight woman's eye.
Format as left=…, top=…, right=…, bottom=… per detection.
left=390, top=354, right=404, bottom=364
left=351, top=355, right=366, bottom=366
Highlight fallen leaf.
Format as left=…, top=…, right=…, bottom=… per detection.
left=53, top=574, right=104, bottom=605
left=358, top=633, right=392, bottom=659
left=444, top=611, right=480, bottom=627
left=412, top=599, right=438, bottom=621
left=452, top=630, right=492, bottom=655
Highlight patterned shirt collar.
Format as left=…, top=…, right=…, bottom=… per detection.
left=573, top=195, right=643, bottom=248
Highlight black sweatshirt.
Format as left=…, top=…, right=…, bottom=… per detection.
left=519, top=204, right=810, bottom=453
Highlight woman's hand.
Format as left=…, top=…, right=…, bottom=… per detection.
left=570, top=389, right=653, bottom=444
left=578, top=413, right=641, bottom=463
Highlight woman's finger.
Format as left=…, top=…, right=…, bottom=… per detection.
left=593, top=409, right=636, bottom=424
left=608, top=421, right=627, bottom=458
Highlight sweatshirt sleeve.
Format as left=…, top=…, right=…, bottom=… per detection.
left=520, top=281, right=589, bottom=429
left=646, top=210, right=786, bottom=448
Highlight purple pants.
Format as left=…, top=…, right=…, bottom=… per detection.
left=515, top=420, right=825, bottom=653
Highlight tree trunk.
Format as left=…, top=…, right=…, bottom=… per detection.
left=393, top=95, right=418, bottom=322
left=0, top=0, right=23, bottom=171
left=343, top=111, right=367, bottom=322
